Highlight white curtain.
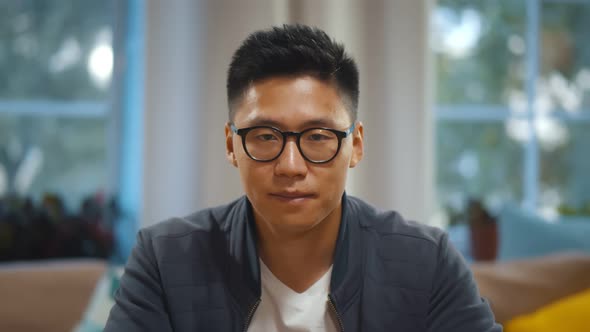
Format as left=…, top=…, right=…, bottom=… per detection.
left=141, top=0, right=434, bottom=226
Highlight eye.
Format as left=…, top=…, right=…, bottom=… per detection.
left=256, top=133, right=280, bottom=141
left=305, top=130, right=336, bottom=142
left=308, top=133, right=332, bottom=141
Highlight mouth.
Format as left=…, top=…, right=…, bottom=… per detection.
left=269, top=191, right=316, bottom=203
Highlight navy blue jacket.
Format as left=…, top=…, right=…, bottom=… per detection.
left=105, top=195, right=502, bottom=331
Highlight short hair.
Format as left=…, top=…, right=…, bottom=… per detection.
left=226, top=24, right=359, bottom=121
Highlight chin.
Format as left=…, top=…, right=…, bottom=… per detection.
left=262, top=208, right=324, bottom=229
left=271, top=217, right=324, bottom=233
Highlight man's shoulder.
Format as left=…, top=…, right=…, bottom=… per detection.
left=140, top=196, right=248, bottom=240
left=348, top=196, right=448, bottom=283
left=347, top=195, right=445, bottom=248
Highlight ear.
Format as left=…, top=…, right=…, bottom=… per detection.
left=225, top=123, right=238, bottom=167
left=349, top=121, right=364, bottom=168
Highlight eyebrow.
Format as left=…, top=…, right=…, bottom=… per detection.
left=246, top=117, right=337, bottom=129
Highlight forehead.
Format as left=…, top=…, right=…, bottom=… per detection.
left=233, top=75, right=352, bottom=129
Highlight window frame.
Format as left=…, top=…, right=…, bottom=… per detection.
left=0, top=0, right=145, bottom=261
left=435, top=0, right=590, bottom=212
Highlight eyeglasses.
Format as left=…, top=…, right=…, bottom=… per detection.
left=230, top=123, right=355, bottom=164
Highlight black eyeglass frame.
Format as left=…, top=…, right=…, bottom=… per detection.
left=230, top=123, right=356, bottom=164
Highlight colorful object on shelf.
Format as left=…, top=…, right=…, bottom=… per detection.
left=0, top=192, right=118, bottom=261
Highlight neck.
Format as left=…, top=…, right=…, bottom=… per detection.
left=254, top=204, right=342, bottom=293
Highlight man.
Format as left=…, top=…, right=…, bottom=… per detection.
left=105, top=24, right=501, bottom=331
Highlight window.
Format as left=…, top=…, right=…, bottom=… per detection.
left=434, top=0, right=590, bottom=221
left=0, top=1, right=115, bottom=208
left=0, top=1, right=143, bottom=261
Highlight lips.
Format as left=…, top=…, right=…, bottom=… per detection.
left=269, top=191, right=316, bottom=202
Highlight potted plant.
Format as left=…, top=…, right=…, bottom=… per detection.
left=467, top=199, right=498, bottom=261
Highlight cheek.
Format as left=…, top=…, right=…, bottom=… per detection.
left=331, top=146, right=354, bottom=172
left=237, top=162, right=271, bottom=191
left=314, top=162, right=350, bottom=191
left=330, top=149, right=353, bottom=183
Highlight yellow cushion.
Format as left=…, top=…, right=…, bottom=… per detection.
left=505, top=288, right=590, bottom=332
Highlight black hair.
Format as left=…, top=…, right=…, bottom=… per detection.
left=226, top=24, right=359, bottom=121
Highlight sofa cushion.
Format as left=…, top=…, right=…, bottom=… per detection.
left=0, top=259, right=106, bottom=332
left=504, top=287, right=590, bottom=332
left=471, top=252, right=590, bottom=324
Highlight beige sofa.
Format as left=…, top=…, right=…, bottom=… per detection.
left=1, top=253, right=589, bottom=331
left=471, top=252, right=590, bottom=324
left=0, top=259, right=106, bottom=332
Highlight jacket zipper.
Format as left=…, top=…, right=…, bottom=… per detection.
left=242, top=298, right=261, bottom=332
left=328, top=294, right=344, bottom=332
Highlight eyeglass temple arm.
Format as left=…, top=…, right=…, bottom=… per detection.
left=345, top=122, right=356, bottom=135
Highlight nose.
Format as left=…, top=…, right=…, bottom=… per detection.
left=274, top=138, right=308, bottom=178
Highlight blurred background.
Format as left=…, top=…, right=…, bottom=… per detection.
left=1, top=1, right=589, bottom=331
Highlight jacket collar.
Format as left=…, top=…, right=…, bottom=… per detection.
left=329, top=193, right=365, bottom=312
left=225, top=197, right=261, bottom=317
left=227, top=193, right=364, bottom=316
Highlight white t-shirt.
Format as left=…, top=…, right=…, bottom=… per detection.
left=247, top=260, right=338, bottom=332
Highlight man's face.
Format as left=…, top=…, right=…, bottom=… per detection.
left=225, top=75, right=364, bottom=234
